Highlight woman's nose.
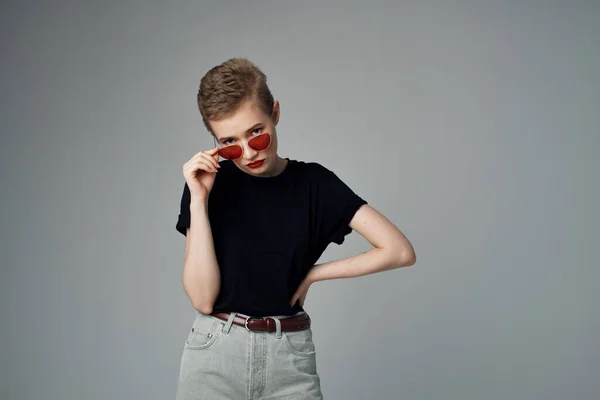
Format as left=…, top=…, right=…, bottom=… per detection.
left=242, top=142, right=258, bottom=159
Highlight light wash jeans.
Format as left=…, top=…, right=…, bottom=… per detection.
left=176, top=311, right=323, bottom=399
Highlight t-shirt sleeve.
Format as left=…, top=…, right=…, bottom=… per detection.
left=315, top=165, right=368, bottom=245
left=175, top=182, right=191, bottom=236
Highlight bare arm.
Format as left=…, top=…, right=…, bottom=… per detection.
left=182, top=199, right=221, bottom=314
left=310, top=205, right=415, bottom=281
left=290, top=205, right=416, bottom=306
left=180, top=147, right=222, bottom=314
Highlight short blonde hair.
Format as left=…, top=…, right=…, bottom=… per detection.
left=197, top=58, right=275, bottom=136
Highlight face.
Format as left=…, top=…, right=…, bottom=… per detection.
left=210, top=99, right=282, bottom=177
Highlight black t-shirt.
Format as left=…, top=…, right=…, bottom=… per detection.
left=176, top=158, right=367, bottom=317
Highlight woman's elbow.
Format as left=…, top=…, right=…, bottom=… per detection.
left=192, top=301, right=214, bottom=315
left=402, top=250, right=416, bottom=266
left=185, top=285, right=216, bottom=314
left=393, top=246, right=416, bottom=267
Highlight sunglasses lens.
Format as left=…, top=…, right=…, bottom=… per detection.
left=248, top=133, right=271, bottom=151
left=218, top=145, right=242, bottom=160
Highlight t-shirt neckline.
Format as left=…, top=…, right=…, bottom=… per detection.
left=233, top=158, right=294, bottom=181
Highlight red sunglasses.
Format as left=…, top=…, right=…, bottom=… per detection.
left=214, top=132, right=272, bottom=160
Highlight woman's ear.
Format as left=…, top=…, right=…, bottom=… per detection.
left=271, top=100, right=280, bottom=126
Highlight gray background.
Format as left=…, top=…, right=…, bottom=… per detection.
left=2, top=1, right=599, bottom=399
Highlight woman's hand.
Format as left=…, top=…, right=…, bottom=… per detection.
left=290, top=269, right=318, bottom=307
left=182, top=147, right=220, bottom=202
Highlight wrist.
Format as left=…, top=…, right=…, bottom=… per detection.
left=190, top=198, right=208, bottom=210
left=306, top=266, right=322, bottom=284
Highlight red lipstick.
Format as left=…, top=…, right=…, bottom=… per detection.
left=247, top=160, right=264, bottom=169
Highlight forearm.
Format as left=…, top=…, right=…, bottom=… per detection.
left=309, top=246, right=415, bottom=283
left=182, top=199, right=221, bottom=314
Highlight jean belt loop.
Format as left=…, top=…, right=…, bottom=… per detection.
left=272, top=316, right=282, bottom=339
left=222, top=312, right=237, bottom=334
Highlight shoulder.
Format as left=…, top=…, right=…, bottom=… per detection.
left=289, top=160, right=352, bottom=190
left=290, top=159, right=335, bottom=178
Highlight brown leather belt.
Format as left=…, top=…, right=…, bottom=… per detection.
left=211, top=312, right=311, bottom=332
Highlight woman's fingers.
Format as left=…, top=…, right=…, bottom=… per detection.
left=207, top=147, right=221, bottom=163
left=205, top=147, right=219, bottom=155
left=183, top=148, right=221, bottom=176
left=200, top=151, right=220, bottom=170
left=194, top=159, right=217, bottom=174
left=183, top=157, right=215, bottom=174
left=189, top=149, right=220, bottom=170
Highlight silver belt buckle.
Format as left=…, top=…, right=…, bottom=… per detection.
left=244, top=316, right=266, bottom=332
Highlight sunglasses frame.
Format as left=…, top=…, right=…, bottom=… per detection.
left=213, top=132, right=273, bottom=160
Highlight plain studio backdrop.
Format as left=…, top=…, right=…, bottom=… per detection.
left=1, top=1, right=599, bottom=399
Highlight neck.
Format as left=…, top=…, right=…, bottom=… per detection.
left=267, top=156, right=288, bottom=177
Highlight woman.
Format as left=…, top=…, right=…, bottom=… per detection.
left=175, top=58, right=416, bottom=399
